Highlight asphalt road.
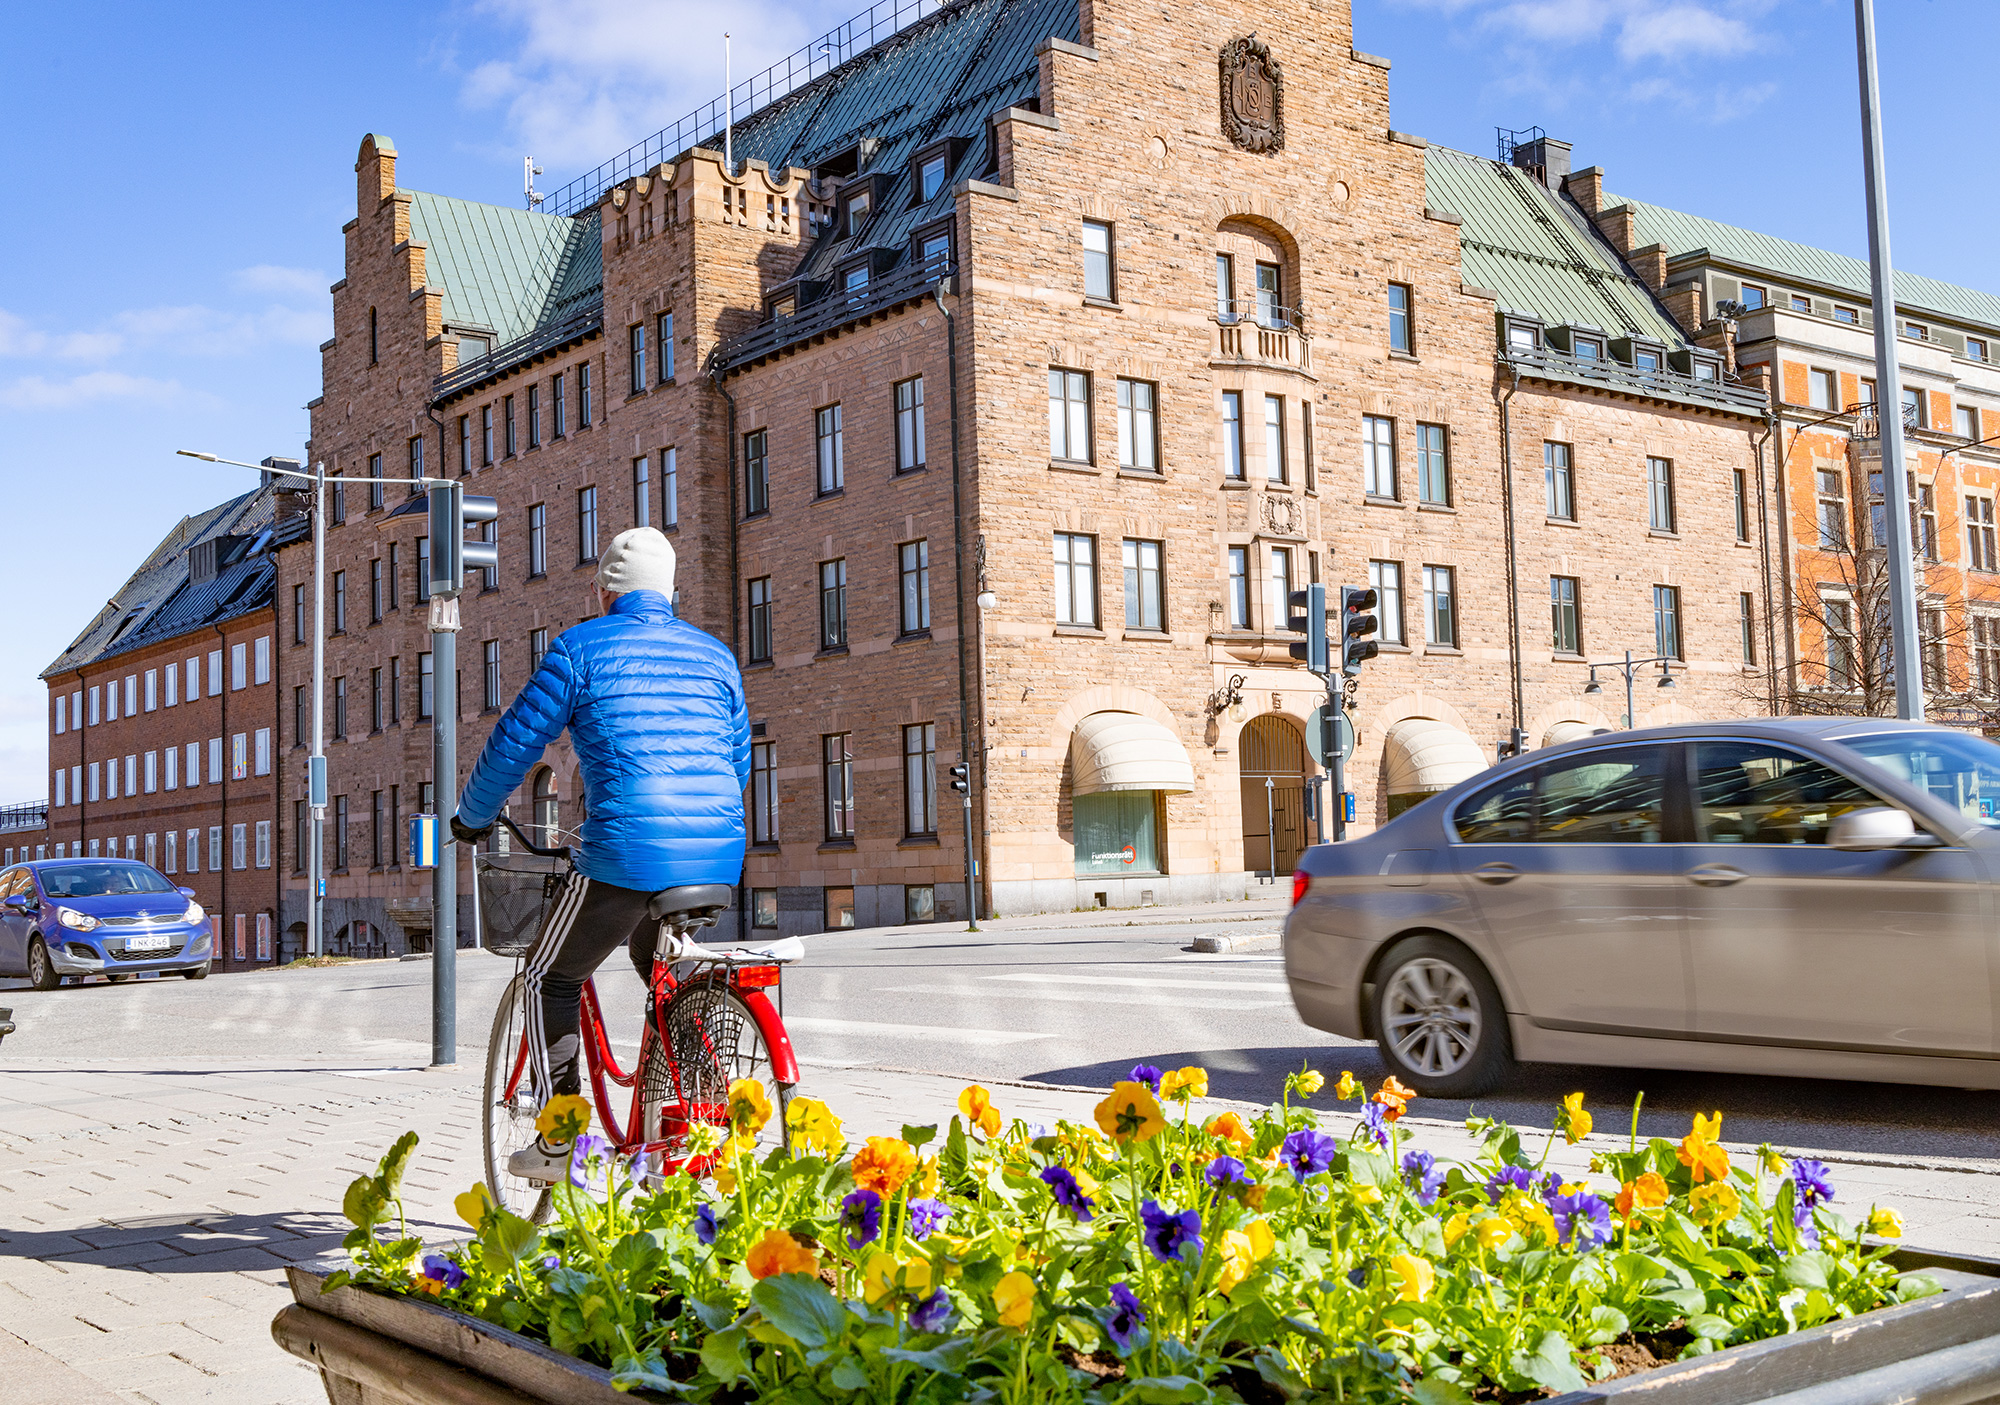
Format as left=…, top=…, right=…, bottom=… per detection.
left=5, top=904, right=1999, bottom=1165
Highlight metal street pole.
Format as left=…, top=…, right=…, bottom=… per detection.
left=309, top=460, right=326, bottom=957
left=429, top=496, right=460, bottom=1065
left=1625, top=649, right=1635, bottom=731
left=1855, top=0, right=1923, bottom=721
left=1329, top=694, right=1347, bottom=843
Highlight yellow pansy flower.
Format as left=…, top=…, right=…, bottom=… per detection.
left=914, top=1155, right=942, bottom=1199
left=993, top=1271, right=1036, bottom=1329
left=1215, top=1218, right=1278, bottom=1295
left=1689, top=1181, right=1742, bottom=1226
left=1161, top=1066, right=1210, bottom=1101
left=1352, top=1185, right=1384, bottom=1206
left=958, top=1085, right=1003, bottom=1137
left=727, top=1079, right=773, bottom=1135
left=1391, top=1253, right=1435, bottom=1303
left=1093, top=1081, right=1166, bottom=1146
left=1444, top=1212, right=1474, bottom=1248
left=683, top=1121, right=726, bottom=1157
left=1867, top=1207, right=1904, bottom=1239
left=534, top=1093, right=592, bottom=1142
left=1560, top=1092, right=1593, bottom=1144
left=454, top=1182, right=496, bottom=1230
left=784, top=1097, right=845, bottom=1156
left=1334, top=1070, right=1361, bottom=1101
left=861, top=1252, right=935, bottom=1304
left=1295, top=1069, right=1326, bottom=1098
left=1476, top=1216, right=1514, bottom=1250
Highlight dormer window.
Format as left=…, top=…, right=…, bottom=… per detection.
left=1611, top=335, right=1666, bottom=372
left=1904, top=320, right=1929, bottom=342
left=1502, top=315, right=1544, bottom=353
left=1634, top=348, right=1661, bottom=372
left=1573, top=337, right=1602, bottom=361
left=844, top=265, right=871, bottom=296
left=1739, top=283, right=1766, bottom=310
left=844, top=190, right=872, bottom=239
left=1693, top=360, right=1718, bottom=382
left=919, top=155, right=948, bottom=202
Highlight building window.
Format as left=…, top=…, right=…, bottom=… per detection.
left=481, top=405, right=494, bottom=465
left=1915, top=476, right=1938, bottom=561
left=750, top=741, right=778, bottom=843
left=144, top=750, right=157, bottom=793
left=658, top=312, right=675, bottom=382
left=502, top=395, right=516, bottom=457
left=1116, top=379, right=1156, bottom=472
left=816, top=404, right=845, bottom=494
left=144, top=668, right=158, bottom=712
left=482, top=640, right=500, bottom=710
left=896, top=377, right=926, bottom=472
left=1969, top=496, right=1997, bottom=572
left=371, top=791, right=386, bottom=868
left=629, top=323, right=646, bottom=392
left=1816, top=468, right=1848, bottom=549
left=232, top=824, right=247, bottom=871
left=530, top=770, right=558, bottom=847
left=744, top=430, right=769, bottom=515
left=1739, top=593, right=1757, bottom=664
left=1822, top=597, right=1855, bottom=687
left=1415, top=423, right=1448, bottom=506
left=818, top=560, right=848, bottom=650
left=456, top=416, right=471, bottom=474
left=632, top=456, right=650, bottom=528
left=1808, top=367, right=1837, bottom=411
left=332, top=677, right=347, bottom=740
left=1905, top=321, right=1929, bottom=342
left=1739, top=283, right=1766, bottom=310
left=1732, top=468, right=1750, bottom=542
left=389, top=656, right=401, bottom=723
left=1422, top=565, right=1457, bottom=648
left=332, top=571, right=346, bottom=633
left=1363, top=415, right=1396, bottom=498
left=370, top=668, right=383, bottom=732
left=1227, top=546, right=1250, bottom=628
left=903, top=723, right=937, bottom=837
left=293, top=583, right=306, bottom=643
left=1123, top=538, right=1163, bottom=631
left=1551, top=576, right=1581, bottom=655
left=747, top=578, right=773, bottom=663
left=1215, top=251, right=1234, bottom=319
left=1369, top=560, right=1404, bottom=645
left=1266, top=547, right=1293, bottom=631
left=822, top=733, right=855, bottom=839
left=527, top=503, right=547, bottom=577
left=370, top=558, right=384, bottom=623
left=1053, top=533, right=1097, bottom=627
left=661, top=447, right=678, bottom=527
left=1081, top=220, right=1114, bottom=300
left=1646, top=456, right=1675, bottom=533
left=1957, top=405, right=1979, bottom=440
left=578, top=361, right=592, bottom=425
left=919, top=153, right=949, bottom=201
left=1302, top=401, right=1315, bottom=492
left=331, top=473, right=346, bottom=524
left=1049, top=370, right=1091, bottom=462
left=553, top=372, right=567, bottom=437
left=1974, top=616, right=2000, bottom=694
left=408, top=435, right=426, bottom=492
left=1254, top=261, right=1282, bottom=328
left=577, top=486, right=598, bottom=563
left=368, top=306, right=378, bottom=364
left=1544, top=441, right=1574, bottom=520
left=529, top=628, right=549, bottom=673
left=366, top=452, right=385, bottom=512
left=165, top=830, right=177, bottom=874
left=1221, top=391, right=1244, bottom=479
left=899, top=541, right=930, bottom=634
left=419, top=652, right=434, bottom=720
left=1388, top=283, right=1412, bottom=353
left=528, top=384, right=542, bottom=446
left=1263, top=395, right=1287, bottom=483
left=1860, top=377, right=1876, bottom=405
left=332, top=798, right=348, bottom=871
left=1968, top=337, right=1988, bottom=364
left=1653, top=585, right=1683, bottom=660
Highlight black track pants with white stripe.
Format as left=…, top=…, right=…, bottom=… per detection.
left=524, top=871, right=658, bottom=1107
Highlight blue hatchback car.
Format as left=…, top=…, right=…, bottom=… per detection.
left=0, top=859, right=214, bottom=989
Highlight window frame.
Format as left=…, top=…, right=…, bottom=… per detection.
left=629, top=322, right=646, bottom=393
left=527, top=503, right=547, bottom=578
left=1646, top=456, right=1676, bottom=533
left=744, top=429, right=770, bottom=516
left=1387, top=282, right=1413, bottom=353
left=1422, top=564, right=1457, bottom=648
left=1081, top=220, right=1115, bottom=301
left=1049, top=369, right=1092, bottom=464
left=1263, top=394, right=1288, bottom=484
left=818, top=558, right=848, bottom=652
left=1116, top=378, right=1158, bottom=473
left=1053, top=532, right=1099, bottom=628
left=1550, top=575, right=1581, bottom=656
left=1122, top=537, right=1164, bottom=632
left=1363, top=415, right=1397, bottom=499
left=1415, top=422, right=1449, bottom=506
left=750, top=740, right=779, bottom=844
left=1368, top=560, right=1404, bottom=645
left=822, top=733, right=855, bottom=840
left=1221, top=390, right=1244, bottom=480
left=895, top=375, right=927, bottom=473
left=1653, top=584, right=1683, bottom=661
left=898, top=540, right=931, bottom=635
left=815, top=403, right=845, bottom=495
left=902, top=722, right=937, bottom=838
left=1227, top=546, right=1250, bottom=629
left=1544, top=441, right=1575, bottom=521
left=747, top=577, right=774, bottom=664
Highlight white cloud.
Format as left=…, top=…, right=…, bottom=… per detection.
left=0, top=370, right=190, bottom=411
left=0, top=310, right=120, bottom=361
left=1616, top=5, right=1755, bottom=62
left=234, top=264, right=330, bottom=299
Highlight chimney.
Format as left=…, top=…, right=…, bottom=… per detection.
left=1511, top=135, right=1572, bottom=192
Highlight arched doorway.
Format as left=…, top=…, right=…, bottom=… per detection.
left=1240, top=714, right=1310, bottom=877
left=531, top=768, right=560, bottom=847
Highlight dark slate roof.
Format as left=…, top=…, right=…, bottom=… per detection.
left=43, top=487, right=279, bottom=679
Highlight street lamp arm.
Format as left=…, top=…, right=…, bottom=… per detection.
left=178, top=450, right=442, bottom=490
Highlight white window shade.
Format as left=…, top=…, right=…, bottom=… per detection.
left=1068, top=711, right=1196, bottom=797
left=1384, top=718, right=1487, bottom=799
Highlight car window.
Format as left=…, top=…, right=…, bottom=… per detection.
left=1454, top=773, right=1534, bottom=843
left=1834, top=729, right=2000, bottom=828
left=0, top=868, right=23, bottom=898
left=1536, top=746, right=1667, bottom=844
left=1692, top=740, right=1879, bottom=845
left=38, top=862, right=179, bottom=898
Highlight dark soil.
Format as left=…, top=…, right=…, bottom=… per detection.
left=1055, top=1343, right=1126, bottom=1381
left=1586, top=1326, right=1696, bottom=1381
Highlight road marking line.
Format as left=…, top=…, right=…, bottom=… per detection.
left=783, top=1015, right=1055, bottom=1046
left=984, top=972, right=1292, bottom=993
left=872, top=984, right=1284, bottom=1011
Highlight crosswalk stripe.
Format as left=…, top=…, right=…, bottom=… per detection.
left=984, top=972, right=1292, bottom=993
left=783, top=1015, right=1054, bottom=1046
left=872, top=983, right=1284, bottom=1011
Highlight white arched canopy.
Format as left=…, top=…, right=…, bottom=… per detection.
left=1542, top=720, right=1604, bottom=748
left=1384, top=718, right=1488, bottom=798
left=1069, top=712, right=1196, bottom=796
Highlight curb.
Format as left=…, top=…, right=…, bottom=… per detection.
left=1189, top=931, right=1281, bottom=954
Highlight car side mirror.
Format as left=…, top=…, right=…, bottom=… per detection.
left=178, top=887, right=197, bottom=899
left=1828, top=807, right=1935, bottom=851
left=2, top=895, right=30, bottom=912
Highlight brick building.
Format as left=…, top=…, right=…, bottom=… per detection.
left=285, top=0, right=1788, bottom=939
left=39, top=482, right=287, bottom=971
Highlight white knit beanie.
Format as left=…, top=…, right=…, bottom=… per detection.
left=596, top=527, right=678, bottom=597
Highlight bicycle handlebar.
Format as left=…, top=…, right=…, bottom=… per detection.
left=493, top=812, right=574, bottom=862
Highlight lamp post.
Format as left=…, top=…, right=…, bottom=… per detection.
left=1582, top=650, right=1679, bottom=730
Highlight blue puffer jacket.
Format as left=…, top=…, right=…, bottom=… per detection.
left=455, top=590, right=750, bottom=893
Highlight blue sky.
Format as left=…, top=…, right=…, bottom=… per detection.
left=0, top=0, right=1993, bottom=799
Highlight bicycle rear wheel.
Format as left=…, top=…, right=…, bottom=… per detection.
left=481, top=971, right=553, bottom=1225
left=641, top=977, right=792, bottom=1175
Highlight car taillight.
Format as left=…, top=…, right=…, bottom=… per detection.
left=733, top=964, right=781, bottom=990
left=1291, top=871, right=1311, bottom=906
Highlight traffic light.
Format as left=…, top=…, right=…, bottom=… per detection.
left=1286, top=583, right=1330, bottom=673
left=1340, top=586, right=1380, bottom=675
left=427, top=482, right=500, bottom=596
left=948, top=763, right=970, bottom=794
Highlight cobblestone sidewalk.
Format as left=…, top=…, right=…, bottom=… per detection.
left=4, top=1054, right=1997, bottom=1404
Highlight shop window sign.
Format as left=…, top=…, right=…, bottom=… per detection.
left=1074, top=792, right=1161, bottom=875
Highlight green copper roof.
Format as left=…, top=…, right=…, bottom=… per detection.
left=1609, top=193, right=2000, bottom=333
left=1426, top=146, right=1688, bottom=347
left=406, top=192, right=600, bottom=344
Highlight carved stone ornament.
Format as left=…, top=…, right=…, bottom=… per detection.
left=1260, top=492, right=1303, bottom=537
left=1219, top=36, right=1284, bottom=153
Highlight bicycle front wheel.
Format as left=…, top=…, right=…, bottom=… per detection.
left=481, top=971, right=553, bottom=1225
left=643, top=978, right=792, bottom=1170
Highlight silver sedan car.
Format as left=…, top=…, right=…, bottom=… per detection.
left=1283, top=718, right=2000, bottom=1097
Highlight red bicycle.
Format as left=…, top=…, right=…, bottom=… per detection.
left=475, top=815, right=800, bottom=1223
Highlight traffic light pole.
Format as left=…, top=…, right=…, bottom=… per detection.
left=430, top=597, right=458, bottom=1066
left=1329, top=706, right=1346, bottom=843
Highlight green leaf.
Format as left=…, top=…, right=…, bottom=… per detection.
left=1253, top=1347, right=1309, bottom=1400
left=1898, top=1274, right=1944, bottom=1302
left=319, top=1269, right=352, bottom=1293
left=1687, top=1314, right=1732, bottom=1341
left=610, top=1345, right=687, bottom=1393
left=482, top=1210, right=543, bottom=1266
left=1651, top=1288, right=1708, bottom=1316
left=752, top=1273, right=850, bottom=1349
left=901, top=1123, right=938, bottom=1151
left=698, top=1327, right=752, bottom=1385
left=1348, top=1148, right=1392, bottom=1188
left=1583, top=1305, right=1629, bottom=1346
left=1131, top=1376, right=1211, bottom=1404
left=1410, top=1378, right=1475, bottom=1405
left=377, top=1131, right=420, bottom=1202
left=1511, top=1330, right=1587, bottom=1395
left=1782, top=1253, right=1831, bottom=1291
left=691, top=1297, right=737, bottom=1332
left=880, top=1339, right=974, bottom=1375
left=341, top=1175, right=389, bottom=1232
left=829, top=1354, right=870, bottom=1391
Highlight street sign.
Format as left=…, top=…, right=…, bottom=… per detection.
left=1344, top=792, right=1356, bottom=823
left=1307, top=705, right=1355, bottom=765
left=410, top=814, right=440, bottom=870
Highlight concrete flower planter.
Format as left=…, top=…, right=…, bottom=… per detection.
left=277, top=1250, right=2000, bottom=1405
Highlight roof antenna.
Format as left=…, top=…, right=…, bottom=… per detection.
left=524, top=156, right=544, bottom=210
left=724, top=34, right=734, bottom=175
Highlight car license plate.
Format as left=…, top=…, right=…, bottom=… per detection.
left=125, top=934, right=171, bottom=953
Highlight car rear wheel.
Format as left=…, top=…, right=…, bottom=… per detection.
left=1372, top=935, right=1511, bottom=1098
left=26, top=937, right=58, bottom=992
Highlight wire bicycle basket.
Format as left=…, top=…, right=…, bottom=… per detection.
left=473, top=849, right=569, bottom=958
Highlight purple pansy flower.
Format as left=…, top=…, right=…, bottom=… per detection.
left=841, top=1188, right=883, bottom=1249
left=540, top=1254, right=561, bottom=1271
left=1402, top=1149, right=1445, bottom=1206
left=693, top=1203, right=718, bottom=1245
left=1551, top=1190, right=1614, bottom=1252
left=1792, top=1159, right=1835, bottom=1209
left=907, top=1198, right=951, bottom=1241
left=1040, top=1166, right=1096, bottom=1221
left=1206, top=1155, right=1250, bottom=1188
left=1103, top=1282, right=1148, bottom=1351
left=420, top=1253, right=467, bottom=1290
left=1357, top=1101, right=1391, bottom=1150
left=1282, top=1127, right=1340, bottom=1181
left=1486, top=1164, right=1535, bottom=1204
left=1139, top=1199, right=1203, bottom=1264
left=1128, top=1064, right=1164, bottom=1093
left=908, top=1288, right=953, bottom=1333
left=567, top=1133, right=614, bottom=1189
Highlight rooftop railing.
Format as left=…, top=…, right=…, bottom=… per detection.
left=1504, top=345, right=1769, bottom=417
left=0, top=801, right=47, bottom=833
left=712, top=259, right=954, bottom=373
left=432, top=305, right=604, bottom=402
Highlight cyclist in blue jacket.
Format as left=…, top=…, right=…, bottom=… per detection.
left=451, top=526, right=750, bottom=1181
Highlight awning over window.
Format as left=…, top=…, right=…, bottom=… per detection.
left=1384, top=719, right=1488, bottom=797
left=1070, top=712, right=1196, bottom=796
left=1542, top=720, right=1604, bottom=748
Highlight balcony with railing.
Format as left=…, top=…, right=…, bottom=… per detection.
left=1213, top=299, right=1311, bottom=372
left=1504, top=344, right=1767, bottom=417
left=712, top=258, right=953, bottom=374
left=0, top=801, right=47, bottom=833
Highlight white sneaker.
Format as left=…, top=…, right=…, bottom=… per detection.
left=507, top=1136, right=572, bottom=1184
